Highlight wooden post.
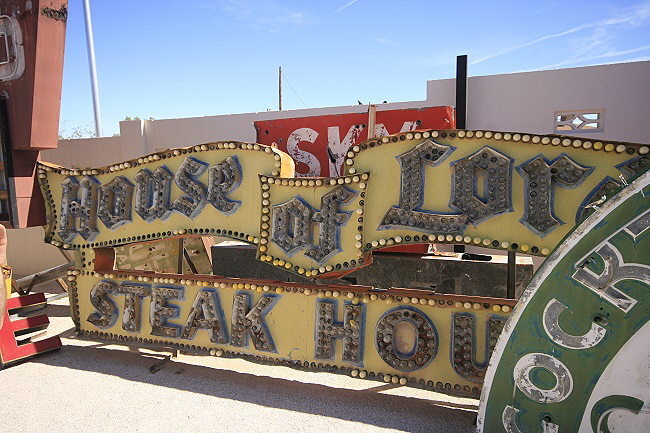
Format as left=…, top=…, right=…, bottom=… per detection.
left=367, top=105, right=377, bottom=139
left=279, top=66, right=283, bottom=111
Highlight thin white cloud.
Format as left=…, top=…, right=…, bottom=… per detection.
left=192, top=2, right=220, bottom=11
left=408, top=52, right=461, bottom=68
left=221, top=0, right=311, bottom=30
left=533, top=44, right=650, bottom=70
left=569, top=27, right=612, bottom=59
left=470, top=24, right=592, bottom=65
left=376, top=37, right=400, bottom=47
left=333, top=0, right=359, bottom=14
left=471, top=1, right=650, bottom=65
left=601, top=44, right=650, bottom=57
left=614, top=55, right=650, bottom=63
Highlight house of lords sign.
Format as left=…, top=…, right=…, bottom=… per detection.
left=36, top=130, right=648, bottom=400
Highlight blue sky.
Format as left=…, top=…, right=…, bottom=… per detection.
left=59, top=0, right=650, bottom=137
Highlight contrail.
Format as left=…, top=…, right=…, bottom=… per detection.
left=333, top=0, right=359, bottom=14
left=471, top=1, right=650, bottom=65
left=534, top=44, right=650, bottom=70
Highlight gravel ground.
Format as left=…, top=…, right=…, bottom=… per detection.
left=0, top=284, right=478, bottom=433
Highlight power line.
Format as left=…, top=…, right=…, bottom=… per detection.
left=282, top=71, right=309, bottom=109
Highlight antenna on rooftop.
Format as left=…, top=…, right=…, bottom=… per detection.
left=279, top=66, right=283, bottom=111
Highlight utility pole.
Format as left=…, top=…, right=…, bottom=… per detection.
left=279, top=66, right=283, bottom=111
left=83, top=0, right=103, bottom=137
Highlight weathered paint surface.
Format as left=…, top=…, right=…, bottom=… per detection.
left=477, top=170, right=650, bottom=432
left=65, top=259, right=515, bottom=398
left=254, top=107, right=455, bottom=177
left=0, top=0, right=67, bottom=151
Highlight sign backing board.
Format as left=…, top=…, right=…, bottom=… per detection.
left=254, top=106, right=454, bottom=177
left=0, top=0, right=67, bottom=151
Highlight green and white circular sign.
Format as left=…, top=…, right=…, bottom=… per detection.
left=478, top=171, right=650, bottom=433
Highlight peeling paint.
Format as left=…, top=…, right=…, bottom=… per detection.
left=41, top=4, right=67, bottom=21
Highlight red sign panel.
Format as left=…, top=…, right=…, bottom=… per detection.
left=255, top=106, right=455, bottom=177
left=0, top=293, right=62, bottom=369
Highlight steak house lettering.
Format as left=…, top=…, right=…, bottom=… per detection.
left=88, top=278, right=507, bottom=374
left=57, top=149, right=594, bottom=245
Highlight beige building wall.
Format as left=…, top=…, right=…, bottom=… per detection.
left=8, top=61, right=650, bottom=276
left=426, top=61, right=650, bottom=144
left=140, top=100, right=429, bottom=154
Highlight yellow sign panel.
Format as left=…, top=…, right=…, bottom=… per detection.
left=67, top=261, right=515, bottom=397
left=38, top=133, right=646, bottom=278
left=39, top=142, right=293, bottom=250
left=345, top=131, right=645, bottom=257
left=257, top=173, right=372, bottom=275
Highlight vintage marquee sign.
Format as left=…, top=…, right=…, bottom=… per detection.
left=477, top=171, right=650, bottom=432
left=36, top=131, right=649, bottom=400
left=38, top=133, right=649, bottom=277
left=64, top=265, right=516, bottom=397
left=343, top=130, right=649, bottom=262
